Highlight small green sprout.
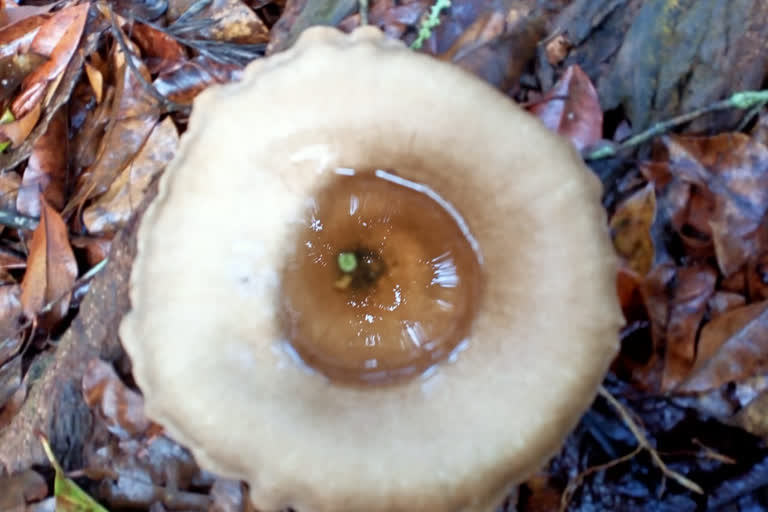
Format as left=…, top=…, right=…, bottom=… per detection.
left=338, top=251, right=358, bottom=273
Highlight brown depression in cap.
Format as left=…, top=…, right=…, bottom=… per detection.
left=120, top=25, right=623, bottom=512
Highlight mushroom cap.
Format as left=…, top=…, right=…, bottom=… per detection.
left=119, top=26, right=623, bottom=512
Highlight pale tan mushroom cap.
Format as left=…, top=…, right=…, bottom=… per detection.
left=120, top=26, right=623, bottom=512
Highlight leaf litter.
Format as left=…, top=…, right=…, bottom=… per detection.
left=0, top=0, right=766, bottom=510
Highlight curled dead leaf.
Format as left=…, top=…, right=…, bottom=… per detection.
left=20, top=195, right=77, bottom=328
left=17, top=108, right=68, bottom=216
left=529, top=65, right=602, bottom=152
left=82, top=358, right=151, bottom=439
left=12, top=3, right=89, bottom=118
left=84, top=117, right=179, bottom=235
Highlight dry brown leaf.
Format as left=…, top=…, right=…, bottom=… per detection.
left=657, top=134, right=768, bottom=276
left=0, top=352, right=20, bottom=409
left=16, top=108, right=67, bottom=216
left=732, top=389, right=768, bottom=441
left=610, top=183, right=655, bottom=276
left=0, top=14, right=49, bottom=59
left=64, top=43, right=159, bottom=216
left=528, top=65, right=602, bottom=152
left=20, top=195, right=77, bottom=327
left=0, top=53, right=46, bottom=103
left=0, top=101, right=40, bottom=148
left=708, top=291, right=746, bottom=319
left=82, top=358, right=151, bottom=439
left=130, top=22, right=187, bottom=75
left=662, top=265, right=716, bottom=391
left=168, top=0, right=269, bottom=44
left=0, top=284, right=22, bottom=364
left=679, top=302, right=768, bottom=393
left=0, top=469, right=47, bottom=511
left=153, top=55, right=242, bottom=105
left=11, top=3, right=89, bottom=118
left=0, top=4, right=53, bottom=30
left=84, top=61, right=103, bottom=103
left=83, top=117, right=179, bottom=235
left=440, top=10, right=545, bottom=91
left=70, top=235, right=111, bottom=268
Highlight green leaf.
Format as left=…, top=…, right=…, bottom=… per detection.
left=39, top=434, right=110, bottom=512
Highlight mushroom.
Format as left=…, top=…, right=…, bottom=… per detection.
left=119, top=26, right=623, bottom=512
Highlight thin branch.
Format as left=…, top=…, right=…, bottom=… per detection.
left=586, top=89, right=768, bottom=160
left=598, top=386, right=704, bottom=495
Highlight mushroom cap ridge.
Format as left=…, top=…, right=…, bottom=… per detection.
left=119, top=26, right=623, bottom=512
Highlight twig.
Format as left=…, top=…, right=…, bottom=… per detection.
left=598, top=386, right=704, bottom=494
left=560, top=446, right=642, bottom=511
left=586, top=89, right=768, bottom=160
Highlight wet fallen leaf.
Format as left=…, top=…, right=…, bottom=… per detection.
left=202, top=0, right=270, bottom=44
left=0, top=52, right=46, bottom=103
left=0, top=14, right=49, bottom=60
left=16, top=108, right=68, bottom=216
left=130, top=21, right=187, bottom=75
left=0, top=353, right=20, bottom=408
left=680, top=302, right=768, bottom=393
left=153, top=55, right=242, bottom=104
left=0, top=469, right=47, bottom=511
left=83, top=61, right=103, bottom=103
left=664, top=134, right=768, bottom=277
left=0, top=102, right=41, bottom=149
left=71, top=235, right=112, bottom=267
left=594, top=0, right=768, bottom=132
left=82, top=358, right=151, bottom=439
left=40, top=434, right=109, bottom=512
left=20, top=196, right=77, bottom=327
left=12, top=3, right=89, bottom=118
left=339, top=0, right=426, bottom=39
left=84, top=116, right=179, bottom=234
left=0, top=4, right=54, bottom=30
left=88, top=436, right=210, bottom=509
left=610, top=183, right=655, bottom=275
left=528, top=65, right=602, bottom=151
left=441, top=11, right=545, bottom=91
left=65, top=43, right=159, bottom=216
left=732, top=390, right=768, bottom=441
left=708, top=291, right=746, bottom=319
left=663, top=266, right=717, bottom=391
left=267, top=0, right=357, bottom=53
left=210, top=479, right=247, bottom=512
left=0, top=284, right=22, bottom=362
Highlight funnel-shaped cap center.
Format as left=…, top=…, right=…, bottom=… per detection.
left=281, top=169, right=483, bottom=385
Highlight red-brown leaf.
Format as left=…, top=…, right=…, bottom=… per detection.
left=610, top=183, right=656, bottom=276
left=17, top=108, right=68, bottom=216
left=82, top=358, right=151, bottom=439
left=65, top=43, right=159, bottom=216
left=0, top=101, right=40, bottom=147
left=529, top=65, right=603, bottom=151
left=0, top=14, right=49, bottom=59
left=19, top=196, right=77, bottom=327
left=153, top=55, right=242, bottom=105
left=12, top=3, right=89, bottom=118
left=662, top=265, right=717, bottom=391
left=83, top=116, right=179, bottom=234
left=680, top=301, right=768, bottom=393
left=130, top=21, right=186, bottom=75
